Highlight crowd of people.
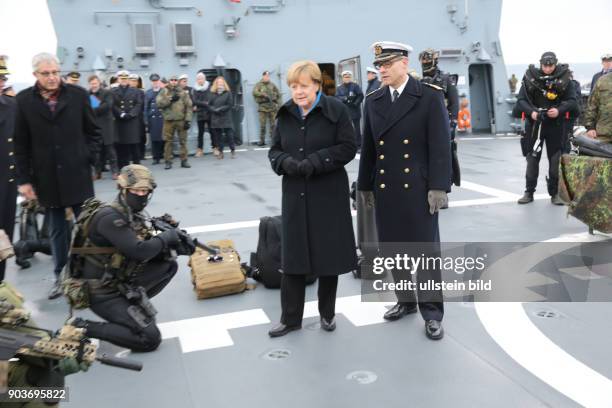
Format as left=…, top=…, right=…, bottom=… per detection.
left=0, top=45, right=611, bottom=403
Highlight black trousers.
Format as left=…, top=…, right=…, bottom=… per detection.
left=151, top=140, right=164, bottom=161
left=115, top=143, right=141, bottom=168
left=352, top=118, right=362, bottom=149
left=47, top=204, right=81, bottom=277
left=86, top=260, right=178, bottom=352
left=280, top=274, right=337, bottom=326
left=96, top=144, right=119, bottom=174
left=214, top=128, right=235, bottom=152
left=197, top=119, right=211, bottom=149
left=524, top=122, right=564, bottom=196
left=0, top=181, right=17, bottom=281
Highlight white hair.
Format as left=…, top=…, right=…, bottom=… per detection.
left=32, top=52, right=60, bottom=72
left=196, top=72, right=206, bottom=79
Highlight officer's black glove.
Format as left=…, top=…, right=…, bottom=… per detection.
left=170, top=94, right=180, bottom=102
left=281, top=157, right=300, bottom=176
left=183, top=121, right=191, bottom=130
left=156, top=229, right=180, bottom=249
left=297, top=159, right=315, bottom=178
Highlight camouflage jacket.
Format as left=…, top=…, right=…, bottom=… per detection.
left=584, top=73, right=612, bottom=137
left=253, top=81, right=281, bottom=112
left=156, top=86, right=193, bottom=121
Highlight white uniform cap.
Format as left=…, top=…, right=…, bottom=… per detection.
left=128, top=73, right=139, bottom=80
left=371, top=41, right=413, bottom=64
left=341, top=70, right=353, bottom=77
left=178, top=74, right=188, bottom=80
left=116, top=70, right=130, bottom=78
left=366, top=67, right=379, bottom=74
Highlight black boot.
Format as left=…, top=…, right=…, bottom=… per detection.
left=517, top=192, right=534, bottom=204
left=165, top=161, right=172, bottom=170
left=181, top=160, right=191, bottom=168
left=268, top=322, right=301, bottom=338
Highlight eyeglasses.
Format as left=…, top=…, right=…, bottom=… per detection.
left=36, top=70, right=60, bottom=78
left=374, top=57, right=402, bottom=70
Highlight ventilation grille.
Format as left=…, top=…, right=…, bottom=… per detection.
left=173, top=23, right=195, bottom=53
left=133, top=23, right=155, bottom=54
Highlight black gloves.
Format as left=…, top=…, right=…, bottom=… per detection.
left=184, top=121, right=191, bottom=130
left=281, top=157, right=299, bottom=176
left=156, top=229, right=180, bottom=249
left=297, top=159, right=314, bottom=178
left=170, top=94, right=180, bottom=102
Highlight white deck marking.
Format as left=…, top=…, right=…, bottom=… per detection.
left=475, top=232, right=612, bottom=408
left=159, top=309, right=270, bottom=353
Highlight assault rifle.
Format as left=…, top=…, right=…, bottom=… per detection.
left=144, top=213, right=219, bottom=256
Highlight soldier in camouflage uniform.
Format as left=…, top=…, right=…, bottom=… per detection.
left=584, top=72, right=612, bottom=144
left=1, top=281, right=89, bottom=407
left=252, top=71, right=280, bottom=146
left=156, top=75, right=193, bottom=169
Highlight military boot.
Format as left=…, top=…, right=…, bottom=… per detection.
left=165, top=161, right=172, bottom=170
left=517, top=192, right=534, bottom=204
left=181, top=160, right=191, bottom=168
left=551, top=194, right=564, bottom=206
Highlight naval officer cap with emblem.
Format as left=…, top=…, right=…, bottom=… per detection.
left=371, top=41, right=413, bottom=67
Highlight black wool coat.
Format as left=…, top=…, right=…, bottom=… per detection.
left=357, top=78, right=451, bottom=243
left=90, top=88, right=115, bottom=145
left=209, top=91, right=234, bottom=129
left=269, top=94, right=358, bottom=276
left=14, top=83, right=101, bottom=208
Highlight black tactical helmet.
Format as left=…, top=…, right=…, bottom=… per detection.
left=419, top=48, right=439, bottom=74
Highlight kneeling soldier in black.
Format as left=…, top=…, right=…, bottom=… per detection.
left=66, top=165, right=183, bottom=352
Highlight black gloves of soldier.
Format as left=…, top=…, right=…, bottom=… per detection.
left=156, top=228, right=180, bottom=249
left=170, top=94, right=180, bottom=103
left=184, top=121, right=191, bottom=130
left=297, top=159, right=314, bottom=178
left=281, top=157, right=300, bottom=176
left=427, top=190, right=448, bottom=215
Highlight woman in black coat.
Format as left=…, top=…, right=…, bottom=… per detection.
left=268, top=60, right=357, bottom=337
left=88, top=75, right=118, bottom=178
left=209, top=76, right=235, bottom=159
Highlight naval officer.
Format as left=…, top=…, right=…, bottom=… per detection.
left=357, top=41, right=451, bottom=340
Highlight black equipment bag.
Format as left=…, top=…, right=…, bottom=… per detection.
left=13, top=201, right=51, bottom=269
left=249, top=216, right=316, bottom=288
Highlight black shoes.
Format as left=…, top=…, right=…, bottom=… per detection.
left=152, top=159, right=160, bottom=165
left=320, top=317, right=336, bottom=332
left=517, top=192, right=534, bottom=204
left=181, top=160, right=191, bottom=168
left=164, top=161, right=172, bottom=170
left=383, top=303, right=417, bottom=321
left=551, top=194, right=564, bottom=206
left=425, top=320, right=444, bottom=340
left=48, top=280, right=63, bottom=300
left=268, top=323, right=301, bottom=338
left=257, top=142, right=266, bottom=147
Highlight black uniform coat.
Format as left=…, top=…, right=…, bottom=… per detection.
left=14, top=83, right=101, bottom=208
left=111, top=85, right=142, bottom=144
left=90, top=88, right=115, bottom=145
left=0, top=95, right=17, bottom=250
left=357, top=77, right=451, bottom=243
left=144, top=88, right=164, bottom=142
left=269, top=94, right=358, bottom=276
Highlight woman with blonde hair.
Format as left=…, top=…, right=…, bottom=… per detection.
left=267, top=60, right=357, bottom=337
left=209, top=76, right=235, bottom=159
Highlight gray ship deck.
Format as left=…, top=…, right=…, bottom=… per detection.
left=5, top=135, right=612, bottom=408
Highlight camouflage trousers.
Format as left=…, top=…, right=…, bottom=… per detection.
left=258, top=111, right=275, bottom=144
left=163, top=120, right=188, bottom=162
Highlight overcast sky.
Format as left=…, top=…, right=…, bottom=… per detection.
left=0, top=0, right=610, bottom=84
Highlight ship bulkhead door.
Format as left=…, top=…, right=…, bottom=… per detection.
left=468, top=64, right=495, bottom=133
left=337, top=56, right=362, bottom=89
